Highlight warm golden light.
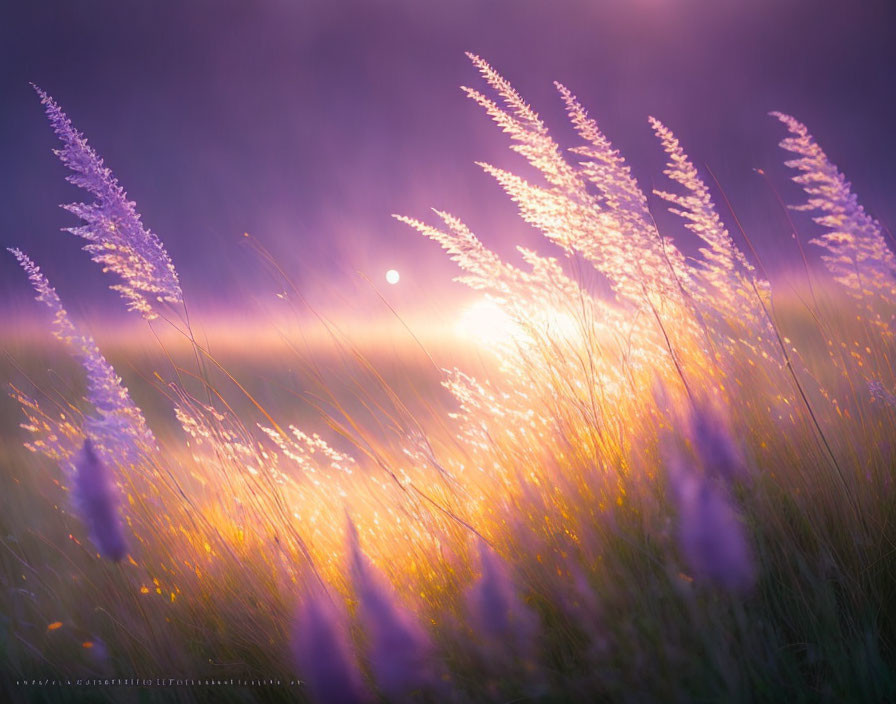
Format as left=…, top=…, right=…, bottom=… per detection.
left=455, top=298, right=516, bottom=345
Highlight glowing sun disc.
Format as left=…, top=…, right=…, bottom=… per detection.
left=385, top=269, right=400, bottom=285
left=455, top=299, right=516, bottom=345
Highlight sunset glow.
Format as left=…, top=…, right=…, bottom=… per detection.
left=455, top=298, right=516, bottom=344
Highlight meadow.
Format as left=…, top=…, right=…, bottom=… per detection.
left=2, top=56, right=896, bottom=703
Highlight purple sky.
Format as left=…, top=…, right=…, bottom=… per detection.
left=2, top=0, right=894, bottom=324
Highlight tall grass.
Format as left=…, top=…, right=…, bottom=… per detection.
left=2, top=56, right=895, bottom=702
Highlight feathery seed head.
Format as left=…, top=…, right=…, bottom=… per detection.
left=8, top=248, right=156, bottom=468
left=773, top=111, right=896, bottom=313
left=33, top=86, right=182, bottom=320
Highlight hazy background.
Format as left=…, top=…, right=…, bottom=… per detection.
left=1, top=0, right=894, bottom=328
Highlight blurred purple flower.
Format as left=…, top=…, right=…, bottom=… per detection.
left=347, top=519, right=435, bottom=700
left=669, top=456, right=756, bottom=593
left=86, top=637, right=109, bottom=665
left=73, top=438, right=128, bottom=562
left=466, top=541, right=537, bottom=653
left=869, top=380, right=896, bottom=408
left=687, top=402, right=747, bottom=483
left=33, top=86, right=182, bottom=320
left=292, top=586, right=369, bottom=704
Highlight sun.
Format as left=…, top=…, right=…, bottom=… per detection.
left=385, top=269, right=400, bottom=285
left=455, top=299, right=516, bottom=345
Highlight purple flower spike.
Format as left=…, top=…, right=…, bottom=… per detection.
left=670, top=458, right=756, bottom=593
left=466, top=542, right=537, bottom=651
left=73, top=438, right=128, bottom=562
left=347, top=519, right=435, bottom=700
left=688, top=403, right=746, bottom=483
left=292, top=586, right=369, bottom=704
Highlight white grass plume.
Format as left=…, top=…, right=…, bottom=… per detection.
left=34, top=86, right=182, bottom=320
left=8, top=248, right=155, bottom=468
left=773, top=111, right=896, bottom=318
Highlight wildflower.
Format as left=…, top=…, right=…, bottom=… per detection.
left=292, top=586, right=369, bottom=704
left=72, top=438, right=128, bottom=562
left=668, top=455, right=755, bottom=592
left=466, top=541, right=537, bottom=653
left=347, top=520, right=435, bottom=700
left=86, top=638, right=109, bottom=665
left=687, top=402, right=748, bottom=483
